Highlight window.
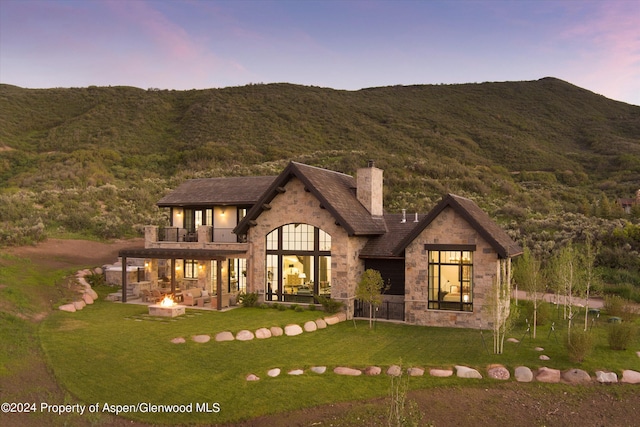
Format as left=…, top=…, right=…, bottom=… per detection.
left=265, top=224, right=331, bottom=303
left=184, top=259, right=198, bottom=279
left=428, top=250, right=473, bottom=311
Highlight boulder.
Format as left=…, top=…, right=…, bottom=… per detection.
left=171, top=337, right=186, bottom=344
left=595, top=371, right=618, bottom=384
left=270, top=326, right=284, bottom=337
left=315, top=318, right=327, bottom=329
left=336, top=312, right=347, bottom=322
left=506, top=337, right=519, bottom=343
left=87, top=288, right=99, bottom=300
left=487, top=364, right=510, bottom=380
left=284, top=324, right=303, bottom=336
left=255, top=328, right=272, bottom=339
left=215, top=331, right=235, bottom=342
left=429, top=368, right=453, bottom=377
left=536, top=367, right=561, bottom=383
left=562, top=369, right=591, bottom=384
left=288, top=369, right=304, bottom=376
left=73, top=300, right=86, bottom=310
left=94, top=267, right=103, bottom=275
left=334, top=367, right=362, bottom=376
left=267, top=368, right=281, bottom=377
left=77, top=277, right=90, bottom=288
left=387, top=365, right=402, bottom=377
left=455, top=365, right=482, bottom=379
left=514, top=366, right=534, bottom=383
left=246, top=374, right=260, bottom=381
left=324, top=316, right=340, bottom=325
left=82, top=293, right=94, bottom=304
left=539, top=355, right=550, bottom=361
left=236, top=330, right=255, bottom=341
left=621, top=370, right=640, bottom=384
left=311, top=366, right=327, bottom=374
left=192, top=335, right=210, bottom=343
left=407, top=367, right=424, bottom=377
left=59, top=303, right=76, bottom=313
left=364, top=366, right=382, bottom=376
left=534, top=347, right=544, bottom=352
left=303, top=320, right=317, bottom=332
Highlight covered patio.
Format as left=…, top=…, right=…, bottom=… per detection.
left=118, top=247, right=246, bottom=310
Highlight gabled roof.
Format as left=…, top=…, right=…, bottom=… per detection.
left=359, top=213, right=426, bottom=259
left=157, top=176, right=277, bottom=207
left=235, top=162, right=387, bottom=236
left=390, top=194, right=523, bottom=259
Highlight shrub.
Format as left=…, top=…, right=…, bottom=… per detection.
left=603, top=295, right=636, bottom=321
left=85, top=272, right=105, bottom=287
left=317, top=295, right=343, bottom=314
left=238, top=292, right=259, bottom=307
left=307, top=303, right=316, bottom=311
left=294, top=305, right=305, bottom=313
left=565, top=329, right=593, bottom=363
left=607, top=322, right=637, bottom=350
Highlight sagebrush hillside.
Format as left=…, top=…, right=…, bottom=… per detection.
left=1, top=78, right=639, bottom=296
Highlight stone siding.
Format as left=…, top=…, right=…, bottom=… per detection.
left=404, top=206, right=503, bottom=329
left=246, top=177, right=366, bottom=318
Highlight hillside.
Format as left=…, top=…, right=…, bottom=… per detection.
left=1, top=78, right=639, bottom=278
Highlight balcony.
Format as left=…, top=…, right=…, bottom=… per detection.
left=145, top=226, right=247, bottom=252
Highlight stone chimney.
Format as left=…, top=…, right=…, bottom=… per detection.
left=357, top=160, right=383, bottom=217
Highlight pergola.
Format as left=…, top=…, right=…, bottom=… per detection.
left=118, top=247, right=247, bottom=310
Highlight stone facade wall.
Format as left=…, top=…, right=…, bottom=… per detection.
left=245, top=177, right=366, bottom=318
left=404, top=206, right=504, bottom=329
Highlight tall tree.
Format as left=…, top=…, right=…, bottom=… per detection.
left=551, top=243, right=579, bottom=340
left=514, top=247, right=545, bottom=338
left=579, top=233, right=601, bottom=331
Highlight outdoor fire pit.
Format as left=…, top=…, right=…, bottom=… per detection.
left=148, top=295, right=185, bottom=318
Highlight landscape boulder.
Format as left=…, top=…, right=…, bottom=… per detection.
left=536, top=367, right=561, bottom=383
left=311, top=366, right=327, bottom=374
left=455, top=365, right=482, bottom=379
left=595, top=371, right=618, bottom=384
left=288, top=369, right=305, bottom=376
left=192, top=335, right=210, bottom=343
left=429, top=368, right=453, bottom=377
left=324, top=316, right=340, bottom=325
left=621, top=370, right=640, bottom=384
left=59, top=303, right=76, bottom=313
left=255, top=328, right=272, bottom=339
left=215, top=331, right=235, bottom=342
left=487, top=364, right=510, bottom=380
left=73, top=300, right=86, bottom=310
left=562, top=369, right=591, bottom=384
left=284, top=324, right=303, bottom=336
left=408, top=367, right=425, bottom=377
left=267, top=368, right=281, bottom=377
left=364, top=366, right=382, bottom=376
left=514, top=366, right=533, bottom=383
left=270, top=326, right=284, bottom=337
left=315, top=318, right=327, bottom=329
left=387, top=365, right=402, bottom=377
left=334, top=367, right=361, bottom=376
left=246, top=374, right=260, bottom=381
left=171, top=337, right=186, bottom=344
left=303, top=320, right=317, bottom=332
left=82, top=293, right=94, bottom=304
left=236, top=330, right=255, bottom=341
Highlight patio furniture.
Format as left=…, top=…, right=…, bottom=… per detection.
left=141, top=289, right=161, bottom=303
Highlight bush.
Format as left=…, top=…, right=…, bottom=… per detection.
left=307, top=303, right=316, bottom=311
left=603, top=295, right=637, bottom=321
left=317, top=295, right=343, bottom=314
left=519, top=300, right=551, bottom=326
left=238, top=292, right=259, bottom=307
left=294, top=305, right=305, bottom=312
left=607, top=322, right=637, bottom=350
left=565, top=329, right=593, bottom=363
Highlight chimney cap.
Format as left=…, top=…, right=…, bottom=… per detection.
left=367, top=160, right=375, bottom=168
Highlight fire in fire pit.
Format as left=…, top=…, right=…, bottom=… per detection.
left=149, top=294, right=185, bottom=317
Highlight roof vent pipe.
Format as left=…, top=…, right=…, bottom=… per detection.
left=401, top=209, right=406, bottom=223
left=414, top=212, right=419, bottom=222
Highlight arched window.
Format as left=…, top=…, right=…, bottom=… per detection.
left=265, top=224, right=331, bottom=303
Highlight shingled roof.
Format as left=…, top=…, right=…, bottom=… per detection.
left=359, top=213, right=426, bottom=259
left=388, top=194, right=522, bottom=259
left=235, top=162, right=387, bottom=236
left=157, top=176, right=277, bottom=207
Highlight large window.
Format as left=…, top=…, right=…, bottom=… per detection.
left=266, top=224, right=331, bottom=303
left=428, top=249, right=473, bottom=311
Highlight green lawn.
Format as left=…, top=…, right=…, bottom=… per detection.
left=38, top=291, right=639, bottom=425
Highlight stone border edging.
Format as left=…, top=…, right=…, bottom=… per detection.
left=58, top=268, right=102, bottom=312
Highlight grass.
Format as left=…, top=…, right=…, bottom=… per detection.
left=37, top=290, right=640, bottom=425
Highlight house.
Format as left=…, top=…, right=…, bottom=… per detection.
left=618, top=189, right=640, bottom=214
left=119, top=161, right=522, bottom=328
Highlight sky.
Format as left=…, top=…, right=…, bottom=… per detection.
left=1, top=0, right=639, bottom=106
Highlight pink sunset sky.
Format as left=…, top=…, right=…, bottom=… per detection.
left=1, top=0, right=638, bottom=105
